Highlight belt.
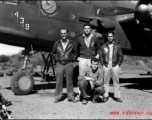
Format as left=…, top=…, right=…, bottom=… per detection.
left=60, top=61, right=72, bottom=65
left=79, top=57, right=91, bottom=59
left=61, top=62, right=67, bottom=65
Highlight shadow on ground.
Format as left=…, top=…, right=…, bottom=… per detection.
left=33, top=65, right=79, bottom=91
left=119, top=77, right=152, bottom=93
left=25, top=74, right=152, bottom=95
left=6, top=64, right=152, bottom=96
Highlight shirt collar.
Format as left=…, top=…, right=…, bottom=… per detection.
left=82, top=34, right=94, bottom=38
left=60, top=39, right=69, bottom=43
left=108, top=41, right=114, bottom=45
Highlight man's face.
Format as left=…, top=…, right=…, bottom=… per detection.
left=84, top=25, right=91, bottom=35
left=60, top=29, right=68, bottom=40
left=107, top=33, right=114, bottom=43
left=91, top=61, right=98, bottom=70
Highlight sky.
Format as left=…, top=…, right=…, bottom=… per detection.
left=0, top=0, right=138, bottom=56
left=0, top=43, right=24, bottom=56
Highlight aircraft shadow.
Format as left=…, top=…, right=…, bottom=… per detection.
left=119, top=77, right=152, bottom=93
left=34, top=64, right=79, bottom=91
left=139, top=73, right=152, bottom=76
left=34, top=82, right=56, bottom=91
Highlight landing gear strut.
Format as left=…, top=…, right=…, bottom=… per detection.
left=10, top=45, right=35, bottom=95
left=10, top=47, right=56, bottom=95
left=10, top=54, right=35, bottom=95
left=40, top=52, right=56, bottom=82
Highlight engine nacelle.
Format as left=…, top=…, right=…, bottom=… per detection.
left=135, top=1, right=152, bottom=30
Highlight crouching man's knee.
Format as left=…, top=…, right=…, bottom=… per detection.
left=94, top=86, right=105, bottom=95
left=94, top=81, right=103, bottom=87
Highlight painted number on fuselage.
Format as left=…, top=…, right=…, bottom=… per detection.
left=25, top=24, right=30, bottom=30
left=20, top=17, right=24, bottom=24
left=14, top=12, right=30, bottom=30
left=14, top=11, right=19, bottom=18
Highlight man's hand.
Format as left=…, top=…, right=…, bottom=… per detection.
left=84, top=77, right=94, bottom=81
left=95, top=54, right=99, bottom=59
left=77, top=57, right=80, bottom=61
left=89, top=81, right=94, bottom=90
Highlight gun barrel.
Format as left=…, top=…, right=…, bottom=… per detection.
left=79, top=17, right=92, bottom=23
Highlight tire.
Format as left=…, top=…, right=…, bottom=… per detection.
left=10, top=71, right=34, bottom=95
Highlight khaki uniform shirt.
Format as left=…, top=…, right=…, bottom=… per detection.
left=78, top=66, right=103, bottom=82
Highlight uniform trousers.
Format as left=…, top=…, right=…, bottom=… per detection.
left=103, top=61, right=121, bottom=98
left=54, top=62, right=74, bottom=100
left=78, top=57, right=91, bottom=76
left=78, top=80, right=105, bottom=99
left=77, top=57, right=91, bottom=95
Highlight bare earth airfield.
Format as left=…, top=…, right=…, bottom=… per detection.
left=1, top=66, right=152, bottom=119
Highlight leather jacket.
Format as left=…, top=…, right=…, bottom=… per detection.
left=52, top=39, right=77, bottom=65
left=99, top=42, right=123, bottom=67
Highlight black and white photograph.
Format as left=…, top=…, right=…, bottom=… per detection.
left=0, top=0, right=152, bottom=119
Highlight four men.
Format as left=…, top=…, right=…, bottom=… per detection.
left=52, top=25, right=123, bottom=104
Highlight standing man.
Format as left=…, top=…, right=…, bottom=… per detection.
left=76, top=24, right=101, bottom=73
left=75, top=24, right=101, bottom=99
left=78, top=58, right=105, bottom=104
left=99, top=31, right=123, bottom=102
left=52, top=28, right=77, bottom=103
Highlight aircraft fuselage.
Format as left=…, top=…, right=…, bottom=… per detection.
left=0, top=0, right=151, bottom=56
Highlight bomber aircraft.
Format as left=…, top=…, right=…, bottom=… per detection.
left=0, top=0, right=151, bottom=95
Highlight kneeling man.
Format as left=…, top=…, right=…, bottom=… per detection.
left=78, top=58, right=105, bottom=104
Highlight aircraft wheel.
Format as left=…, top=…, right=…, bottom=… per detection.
left=10, top=71, right=34, bottom=95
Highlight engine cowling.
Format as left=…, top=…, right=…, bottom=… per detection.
left=135, top=0, right=152, bottom=31
left=138, top=4, right=152, bottom=14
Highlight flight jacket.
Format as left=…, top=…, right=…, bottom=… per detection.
left=52, top=39, right=77, bottom=65
left=99, top=42, right=123, bottom=67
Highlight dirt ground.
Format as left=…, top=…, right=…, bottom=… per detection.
left=1, top=69, right=152, bottom=119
